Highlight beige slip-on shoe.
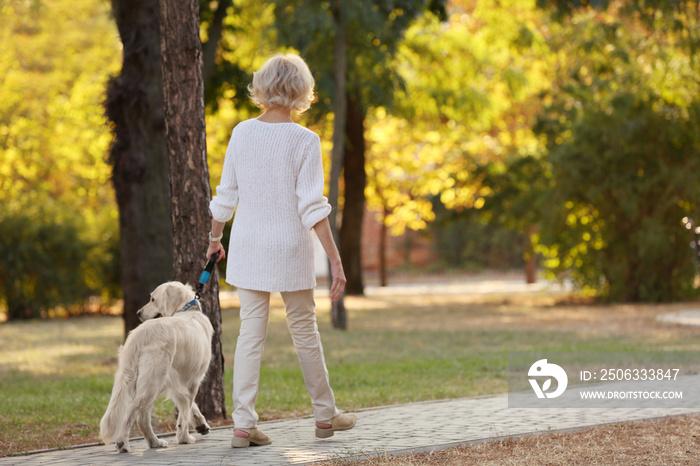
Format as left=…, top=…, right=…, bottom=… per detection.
left=315, top=413, right=357, bottom=438
left=231, top=427, right=272, bottom=448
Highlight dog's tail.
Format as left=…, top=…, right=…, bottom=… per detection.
left=99, top=342, right=139, bottom=444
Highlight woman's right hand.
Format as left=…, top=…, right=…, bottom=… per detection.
left=207, top=241, right=226, bottom=262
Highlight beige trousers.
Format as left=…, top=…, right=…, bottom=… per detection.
left=233, top=288, right=340, bottom=428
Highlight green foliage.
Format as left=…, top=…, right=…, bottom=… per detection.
left=0, top=0, right=121, bottom=316
left=0, top=0, right=119, bottom=216
left=5, top=0, right=700, bottom=311
left=0, top=210, right=120, bottom=320
left=534, top=7, right=700, bottom=301
left=199, top=0, right=274, bottom=112
left=539, top=96, right=699, bottom=301
left=478, top=155, right=553, bottom=233
left=0, top=213, right=87, bottom=319
left=536, top=0, right=610, bottom=17
left=363, top=0, right=548, bottom=240
left=430, top=201, right=525, bottom=271
left=271, top=0, right=446, bottom=119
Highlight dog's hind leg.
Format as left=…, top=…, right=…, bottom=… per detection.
left=190, top=400, right=210, bottom=435
left=137, top=409, right=168, bottom=449
left=114, top=379, right=163, bottom=451
left=187, top=381, right=210, bottom=435
left=114, top=408, right=137, bottom=453
left=173, top=391, right=197, bottom=444
left=133, top=352, right=169, bottom=449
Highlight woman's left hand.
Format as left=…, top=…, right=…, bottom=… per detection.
left=329, top=259, right=346, bottom=302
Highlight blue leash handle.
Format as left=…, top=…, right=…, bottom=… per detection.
left=196, top=251, right=220, bottom=296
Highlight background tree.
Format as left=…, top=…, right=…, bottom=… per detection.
left=367, top=0, right=551, bottom=284
left=327, top=0, right=349, bottom=328
left=0, top=0, right=121, bottom=318
left=365, top=111, right=441, bottom=286
left=533, top=4, right=700, bottom=300
left=106, top=0, right=174, bottom=336
left=158, top=0, right=226, bottom=420
left=476, top=155, right=551, bottom=283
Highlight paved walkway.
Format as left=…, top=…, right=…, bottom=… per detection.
left=657, top=309, right=700, bottom=327
left=3, top=395, right=699, bottom=465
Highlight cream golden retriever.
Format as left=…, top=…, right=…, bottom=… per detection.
left=100, top=281, right=214, bottom=453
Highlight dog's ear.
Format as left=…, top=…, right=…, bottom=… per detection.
left=164, top=282, right=194, bottom=314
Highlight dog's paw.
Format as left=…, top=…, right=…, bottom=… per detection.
left=196, top=423, right=210, bottom=435
left=178, top=434, right=196, bottom=444
left=116, top=440, right=131, bottom=453
left=149, top=438, right=168, bottom=449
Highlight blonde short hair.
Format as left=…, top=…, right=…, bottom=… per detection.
left=248, top=53, right=316, bottom=113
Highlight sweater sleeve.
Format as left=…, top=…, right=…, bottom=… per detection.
left=297, top=134, right=332, bottom=230
left=209, top=129, right=239, bottom=223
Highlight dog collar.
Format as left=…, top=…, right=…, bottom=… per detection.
left=175, top=299, right=201, bottom=314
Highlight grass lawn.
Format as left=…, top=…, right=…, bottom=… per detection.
left=1, top=289, right=700, bottom=456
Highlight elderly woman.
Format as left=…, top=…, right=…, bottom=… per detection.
left=206, top=53, right=356, bottom=448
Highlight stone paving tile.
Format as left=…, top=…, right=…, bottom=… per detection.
left=3, top=395, right=699, bottom=465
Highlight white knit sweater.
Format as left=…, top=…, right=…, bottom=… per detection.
left=209, top=119, right=332, bottom=292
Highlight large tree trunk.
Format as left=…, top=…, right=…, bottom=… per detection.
left=159, top=0, right=226, bottom=421
left=106, top=0, right=173, bottom=337
left=329, top=0, right=347, bottom=329
left=339, top=87, right=366, bottom=296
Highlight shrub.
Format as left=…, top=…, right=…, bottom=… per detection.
left=537, top=95, right=700, bottom=301
left=0, top=213, right=92, bottom=319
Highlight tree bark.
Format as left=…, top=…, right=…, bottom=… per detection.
left=106, top=0, right=173, bottom=337
left=339, top=87, right=366, bottom=295
left=328, top=0, right=346, bottom=237
left=159, top=0, right=226, bottom=421
left=329, top=0, right=347, bottom=329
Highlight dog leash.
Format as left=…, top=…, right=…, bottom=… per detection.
left=176, top=252, right=220, bottom=314
left=195, top=251, right=220, bottom=300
